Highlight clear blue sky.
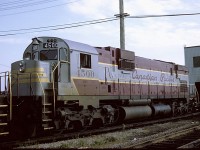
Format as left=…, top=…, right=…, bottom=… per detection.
left=1, top=0, right=200, bottom=72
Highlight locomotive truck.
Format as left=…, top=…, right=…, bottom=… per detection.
left=0, top=37, right=199, bottom=138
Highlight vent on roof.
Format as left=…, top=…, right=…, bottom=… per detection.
left=119, top=59, right=135, bottom=71
left=118, top=50, right=135, bottom=70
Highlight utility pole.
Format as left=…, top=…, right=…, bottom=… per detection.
left=115, top=0, right=129, bottom=51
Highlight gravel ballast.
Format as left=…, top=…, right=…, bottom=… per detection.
left=18, top=119, right=200, bottom=149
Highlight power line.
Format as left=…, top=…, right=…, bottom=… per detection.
left=0, top=0, right=81, bottom=17
left=0, top=18, right=118, bottom=36
left=4, top=12, right=200, bottom=33
left=0, top=0, right=39, bottom=7
left=2, top=12, right=200, bottom=37
left=128, top=12, right=200, bottom=18
left=0, top=0, right=60, bottom=11
left=0, top=17, right=116, bottom=33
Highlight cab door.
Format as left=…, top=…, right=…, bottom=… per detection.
left=58, top=47, right=70, bottom=95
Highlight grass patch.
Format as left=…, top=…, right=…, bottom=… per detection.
left=60, top=143, right=70, bottom=149
left=90, top=136, right=118, bottom=148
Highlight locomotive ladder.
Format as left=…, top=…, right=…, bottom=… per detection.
left=41, top=62, right=59, bottom=132
left=0, top=96, right=9, bottom=136
left=42, top=88, right=55, bottom=131
left=0, top=72, right=11, bottom=137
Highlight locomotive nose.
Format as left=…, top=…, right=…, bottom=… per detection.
left=11, top=60, right=50, bottom=97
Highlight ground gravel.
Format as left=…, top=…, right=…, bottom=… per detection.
left=18, top=119, right=199, bottom=149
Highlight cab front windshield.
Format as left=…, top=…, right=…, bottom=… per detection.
left=40, top=49, right=58, bottom=61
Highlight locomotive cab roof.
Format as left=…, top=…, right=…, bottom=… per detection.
left=23, top=37, right=98, bottom=60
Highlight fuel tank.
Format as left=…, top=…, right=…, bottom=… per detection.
left=118, top=106, right=152, bottom=121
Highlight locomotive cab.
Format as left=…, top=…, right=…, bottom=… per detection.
left=10, top=37, right=72, bottom=137
left=23, top=37, right=70, bottom=82
left=11, top=37, right=71, bottom=97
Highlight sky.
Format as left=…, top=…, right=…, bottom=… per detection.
left=1, top=0, right=200, bottom=72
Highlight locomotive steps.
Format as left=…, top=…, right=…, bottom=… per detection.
left=0, top=96, right=9, bottom=136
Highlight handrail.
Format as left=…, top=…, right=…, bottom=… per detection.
left=51, top=60, right=70, bottom=117
left=51, top=61, right=61, bottom=117
left=187, top=83, right=199, bottom=104
left=8, top=72, right=12, bottom=120
left=0, top=71, right=9, bottom=94
left=188, top=84, right=197, bottom=96
left=36, top=73, right=46, bottom=114
left=194, top=85, right=200, bottom=103
left=0, top=71, right=12, bottom=120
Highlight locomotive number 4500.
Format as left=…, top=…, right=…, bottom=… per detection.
left=43, top=42, right=58, bottom=48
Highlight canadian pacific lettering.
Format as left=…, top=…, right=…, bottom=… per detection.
left=132, top=71, right=157, bottom=82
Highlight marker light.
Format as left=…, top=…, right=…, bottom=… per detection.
left=19, top=61, right=25, bottom=72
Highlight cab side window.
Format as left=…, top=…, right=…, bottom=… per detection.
left=80, top=53, right=91, bottom=69
left=60, top=48, right=69, bottom=61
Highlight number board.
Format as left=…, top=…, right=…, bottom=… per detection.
left=43, top=42, right=58, bottom=48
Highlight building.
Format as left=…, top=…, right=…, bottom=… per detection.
left=184, top=46, right=200, bottom=95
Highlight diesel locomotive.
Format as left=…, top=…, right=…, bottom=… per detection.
left=0, top=36, right=199, bottom=138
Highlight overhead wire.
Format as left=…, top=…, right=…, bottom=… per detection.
left=0, top=0, right=81, bottom=17
left=0, top=17, right=116, bottom=33
left=0, top=17, right=118, bottom=36
left=1, top=12, right=200, bottom=37
left=0, top=0, right=63, bottom=11
left=127, top=12, right=200, bottom=18
left=0, top=0, right=38, bottom=6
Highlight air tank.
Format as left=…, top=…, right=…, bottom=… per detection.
left=118, top=106, right=152, bottom=121
left=152, top=104, right=172, bottom=117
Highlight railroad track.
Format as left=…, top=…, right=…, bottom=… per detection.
left=144, top=126, right=200, bottom=149
left=178, top=138, right=200, bottom=148
left=1, top=112, right=200, bottom=149
left=124, top=116, right=200, bottom=149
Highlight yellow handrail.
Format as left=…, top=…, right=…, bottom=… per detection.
left=51, top=61, right=60, bottom=117
left=36, top=73, right=46, bottom=114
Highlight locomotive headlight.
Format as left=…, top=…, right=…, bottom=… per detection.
left=19, top=61, right=25, bottom=72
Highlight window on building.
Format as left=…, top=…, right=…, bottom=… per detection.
left=80, top=53, right=91, bottom=68
left=193, top=56, right=200, bottom=68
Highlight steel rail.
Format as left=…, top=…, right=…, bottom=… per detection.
left=125, top=124, right=200, bottom=148
left=1, top=112, right=200, bottom=149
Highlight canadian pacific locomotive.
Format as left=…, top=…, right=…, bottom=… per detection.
left=0, top=37, right=199, bottom=138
